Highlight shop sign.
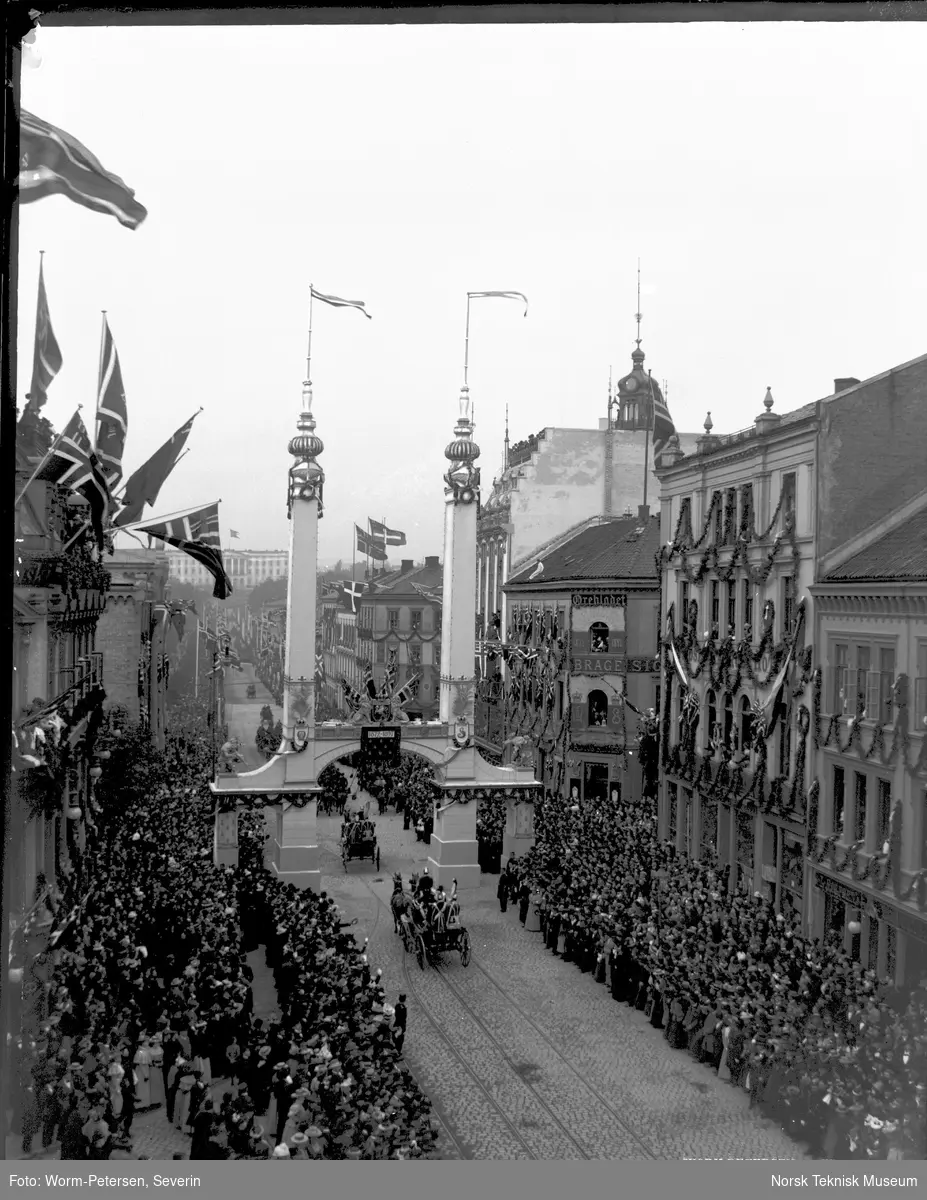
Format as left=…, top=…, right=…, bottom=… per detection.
left=571, top=592, right=626, bottom=607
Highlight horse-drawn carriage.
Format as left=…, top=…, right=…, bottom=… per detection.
left=390, top=873, right=471, bottom=970
left=340, top=806, right=380, bottom=872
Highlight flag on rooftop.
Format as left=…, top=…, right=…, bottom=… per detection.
left=32, top=411, right=112, bottom=549
left=648, top=375, right=677, bottom=459
left=356, top=524, right=388, bottom=562
left=137, top=503, right=232, bottom=600
left=25, top=257, right=62, bottom=415
left=95, top=316, right=128, bottom=484
left=310, top=286, right=372, bottom=319
left=19, top=109, right=148, bottom=229
left=114, top=410, right=200, bottom=527
left=368, top=518, right=407, bottom=546
left=230, top=529, right=240, bottom=539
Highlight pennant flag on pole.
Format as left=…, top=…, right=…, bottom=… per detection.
left=310, top=286, right=372, bottom=319
left=114, top=410, right=200, bottom=527
left=669, top=639, right=690, bottom=690
left=25, top=257, right=62, bottom=414
left=229, top=529, right=240, bottom=540
left=356, top=524, right=388, bottom=561
left=95, top=316, right=128, bottom=484
left=19, top=110, right=148, bottom=229
left=137, top=503, right=233, bottom=599
left=368, top=518, right=407, bottom=546
left=467, top=291, right=529, bottom=316
left=31, top=411, right=112, bottom=548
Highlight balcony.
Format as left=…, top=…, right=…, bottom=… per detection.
left=15, top=548, right=111, bottom=603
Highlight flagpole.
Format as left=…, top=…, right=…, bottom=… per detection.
left=643, top=370, right=653, bottom=511
left=352, top=524, right=356, bottom=583
left=95, top=311, right=107, bottom=450
left=115, top=498, right=224, bottom=534
left=195, top=617, right=200, bottom=699
left=464, top=293, right=471, bottom=388
left=306, top=284, right=314, bottom=393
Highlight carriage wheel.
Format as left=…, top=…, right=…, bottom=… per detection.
left=416, top=935, right=427, bottom=971
left=375, top=847, right=381, bottom=871
left=459, top=930, right=472, bottom=967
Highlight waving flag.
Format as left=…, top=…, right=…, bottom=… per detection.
left=19, top=109, right=148, bottom=229
left=648, top=375, right=677, bottom=459
left=95, top=316, right=128, bottom=483
left=25, top=258, right=62, bottom=414
left=368, top=518, right=407, bottom=546
left=310, top=286, right=372, bottom=319
left=114, top=410, right=200, bottom=527
left=356, top=524, right=388, bottom=562
left=340, top=579, right=367, bottom=613
left=31, top=411, right=112, bottom=548
left=137, top=503, right=232, bottom=599
left=467, top=291, right=529, bottom=316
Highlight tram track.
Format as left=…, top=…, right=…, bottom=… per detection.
left=352, top=871, right=592, bottom=1161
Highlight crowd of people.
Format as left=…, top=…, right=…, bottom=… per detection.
left=9, top=698, right=438, bottom=1161
left=508, top=789, right=927, bottom=1160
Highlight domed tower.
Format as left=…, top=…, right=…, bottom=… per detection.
left=614, top=343, right=668, bottom=431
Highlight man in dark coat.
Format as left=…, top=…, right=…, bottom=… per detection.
left=496, top=872, right=510, bottom=913
left=392, top=995, right=408, bottom=1055
left=189, top=1100, right=216, bottom=1160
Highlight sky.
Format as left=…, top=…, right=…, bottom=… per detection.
left=17, top=20, right=927, bottom=565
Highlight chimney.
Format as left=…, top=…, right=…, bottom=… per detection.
left=834, top=377, right=860, bottom=393
left=424, top=555, right=440, bottom=568
left=638, top=504, right=650, bottom=522
left=400, top=559, right=414, bottom=573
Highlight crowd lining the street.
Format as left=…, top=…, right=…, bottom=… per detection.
left=504, top=789, right=927, bottom=1160
left=9, top=698, right=436, bottom=1161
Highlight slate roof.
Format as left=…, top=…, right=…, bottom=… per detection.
left=369, top=560, right=443, bottom=595
left=507, top=516, right=662, bottom=586
left=826, top=507, right=927, bottom=582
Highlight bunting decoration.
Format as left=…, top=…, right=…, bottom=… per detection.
left=19, top=109, right=148, bottom=229
left=137, top=503, right=232, bottom=599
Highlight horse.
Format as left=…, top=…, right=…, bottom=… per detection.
left=391, top=873, right=422, bottom=934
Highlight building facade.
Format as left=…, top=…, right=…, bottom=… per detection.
left=95, top=547, right=183, bottom=750
left=356, top=557, right=443, bottom=722
left=656, top=353, right=927, bottom=936
left=476, top=343, right=700, bottom=650
left=807, top=494, right=927, bottom=989
left=477, top=512, right=662, bottom=804
left=320, top=593, right=360, bottom=717
left=165, top=545, right=287, bottom=593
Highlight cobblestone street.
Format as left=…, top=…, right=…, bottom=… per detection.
left=318, top=770, right=808, bottom=1162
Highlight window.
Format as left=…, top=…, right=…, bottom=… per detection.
left=376, top=642, right=385, bottom=663
left=710, top=581, right=720, bottom=637
left=855, top=644, right=871, bottom=715
left=726, top=582, right=736, bottom=637
left=590, top=622, right=609, bottom=653
left=388, top=609, right=400, bottom=631
left=706, top=690, right=718, bottom=750
left=588, top=689, right=609, bottom=727
left=782, top=576, right=795, bottom=637
left=740, top=483, right=754, bottom=539
left=739, top=695, right=753, bottom=752
left=832, top=644, right=849, bottom=712
left=854, top=773, right=868, bottom=843
left=680, top=581, right=690, bottom=629
left=723, top=692, right=734, bottom=747
left=679, top=496, right=693, bottom=542
left=779, top=709, right=792, bottom=776
left=878, top=647, right=895, bottom=725
left=409, top=644, right=422, bottom=668
left=782, top=472, right=796, bottom=529
left=713, top=492, right=724, bottom=544
left=410, top=610, right=422, bottom=633
left=743, top=580, right=754, bottom=642
left=877, top=779, right=891, bottom=852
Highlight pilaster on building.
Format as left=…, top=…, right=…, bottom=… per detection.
left=654, top=353, right=927, bottom=988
